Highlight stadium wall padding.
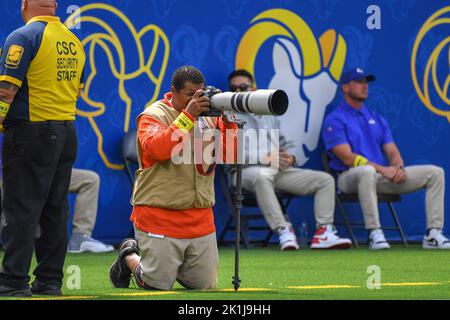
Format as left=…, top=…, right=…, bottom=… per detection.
left=1, top=0, right=449, bottom=243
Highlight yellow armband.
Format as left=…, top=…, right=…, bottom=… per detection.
left=0, top=100, right=11, bottom=118
left=354, top=155, right=369, bottom=167
left=173, top=112, right=194, bottom=133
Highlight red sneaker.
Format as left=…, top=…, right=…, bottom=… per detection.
left=310, top=225, right=352, bottom=250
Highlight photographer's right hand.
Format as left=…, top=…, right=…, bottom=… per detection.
left=185, top=90, right=210, bottom=118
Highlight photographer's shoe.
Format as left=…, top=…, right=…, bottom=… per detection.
left=109, top=238, right=140, bottom=288
left=31, top=280, right=62, bottom=296
left=0, top=284, right=32, bottom=297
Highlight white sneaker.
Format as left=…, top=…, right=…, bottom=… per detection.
left=369, top=229, right=391, bottom=250
left=68, top=234, right=114, bottom=253
left=423, top=229, right=450, bottom=249
left=278, top=227, right=299, bottom=251
left=310, top=225, right=352, bottom=250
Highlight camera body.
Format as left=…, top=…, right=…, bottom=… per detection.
left=199, top=86, right=223, bottom=117
left=199, top=86, right=289, bottom=117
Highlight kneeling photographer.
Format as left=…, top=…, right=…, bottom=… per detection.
left=109, top=66, right=239, bottom=291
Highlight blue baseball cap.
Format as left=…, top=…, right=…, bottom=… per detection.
left=340, top=68, right=375, bottom=85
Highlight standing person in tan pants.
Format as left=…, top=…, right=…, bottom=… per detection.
left=229, top=70, right=351, bottom=251
left=322, top=67, right=449, bottom=250
left=67, top=169, right=113, bottom=253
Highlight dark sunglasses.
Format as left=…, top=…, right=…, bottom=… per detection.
left=229, top=83, right=251, bottom=92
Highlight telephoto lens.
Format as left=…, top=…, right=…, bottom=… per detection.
left=200, top=86, right=289, bottom=117
left=210, top=89, right=289, bottom=116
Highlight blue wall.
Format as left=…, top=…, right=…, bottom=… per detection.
left=1, top=0, right=449, bottom=244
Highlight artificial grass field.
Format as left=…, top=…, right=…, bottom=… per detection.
left=1, top=244, right=449, bottom=300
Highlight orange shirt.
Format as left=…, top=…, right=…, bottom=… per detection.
left=130, top=93, right=237, bottom=239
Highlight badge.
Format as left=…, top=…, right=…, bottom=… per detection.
left=5, top=45, right=24, bottom=68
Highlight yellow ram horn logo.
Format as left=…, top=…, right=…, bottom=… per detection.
left=65, top=3, right=170, bottom=169
left=236, top=9, right=347, bottom=165
left=411, top=6, right=450, bottom=123
left=236, top=8, right=346, bottom=84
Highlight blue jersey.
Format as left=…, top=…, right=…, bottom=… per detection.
left=322, top=102, right=394, bottom=171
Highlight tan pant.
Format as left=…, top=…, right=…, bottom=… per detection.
left=69, top=169, right=100, bottom=236
left=135, top=228, right=219, bottom=290
left=338, top=165, right=445, bottom=230
left=238, top=166, right=336, bottom=230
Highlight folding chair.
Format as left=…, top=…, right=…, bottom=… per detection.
left=121, top=130, right=138, bottom=238
left=121, top=130, right=138, bottom=186
left=217, top=165, right=293, bottom=248
left=321, top=151, right=408, bottom=248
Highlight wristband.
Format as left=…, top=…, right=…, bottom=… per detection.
left=354, top=155, right=368, bottom=167
left=173, top=112, right=194, bottom=133
left=0, top=100, right=11, bottom=118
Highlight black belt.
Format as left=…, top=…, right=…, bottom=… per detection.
left=36, top=120, right=73, bottom=125
left=13, top=120, right=74, bottom=127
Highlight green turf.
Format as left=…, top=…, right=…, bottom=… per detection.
left=1, top=245, right=449, bottom=300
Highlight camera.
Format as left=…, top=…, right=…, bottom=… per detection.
left=199, top=86, right=289, bottom=117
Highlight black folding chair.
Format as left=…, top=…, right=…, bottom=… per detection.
left=322, top=151, right=408, bottom=248
left=122, top=130, right=138, bottom=186
left=217, top=165, right=293, bottom=248
left=121, top=130, right=138, bottom=238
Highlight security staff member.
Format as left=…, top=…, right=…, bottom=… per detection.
left=0, top=0, right=85, bottom=297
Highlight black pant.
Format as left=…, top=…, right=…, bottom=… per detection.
left=0, top=121, right=77, bottom=289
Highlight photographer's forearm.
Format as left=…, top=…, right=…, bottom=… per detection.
left=139, top=115, right=190, bottom=162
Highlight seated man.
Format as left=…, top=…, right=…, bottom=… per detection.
left=322, top=67, right=450, bottom=250
left=67, top=168, right=113, bottom=253
left=229, top=69, right=351, bottom=250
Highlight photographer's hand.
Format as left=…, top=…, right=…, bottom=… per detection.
left=185, top=90, right=210, bottom=118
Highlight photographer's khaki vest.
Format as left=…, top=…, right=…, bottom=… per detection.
left=131, top=100, right=218, bottom=210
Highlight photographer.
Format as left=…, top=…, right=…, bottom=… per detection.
left=229, top=70, right=351, bottom=250
left=110, top=66, right=237, bottom=291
